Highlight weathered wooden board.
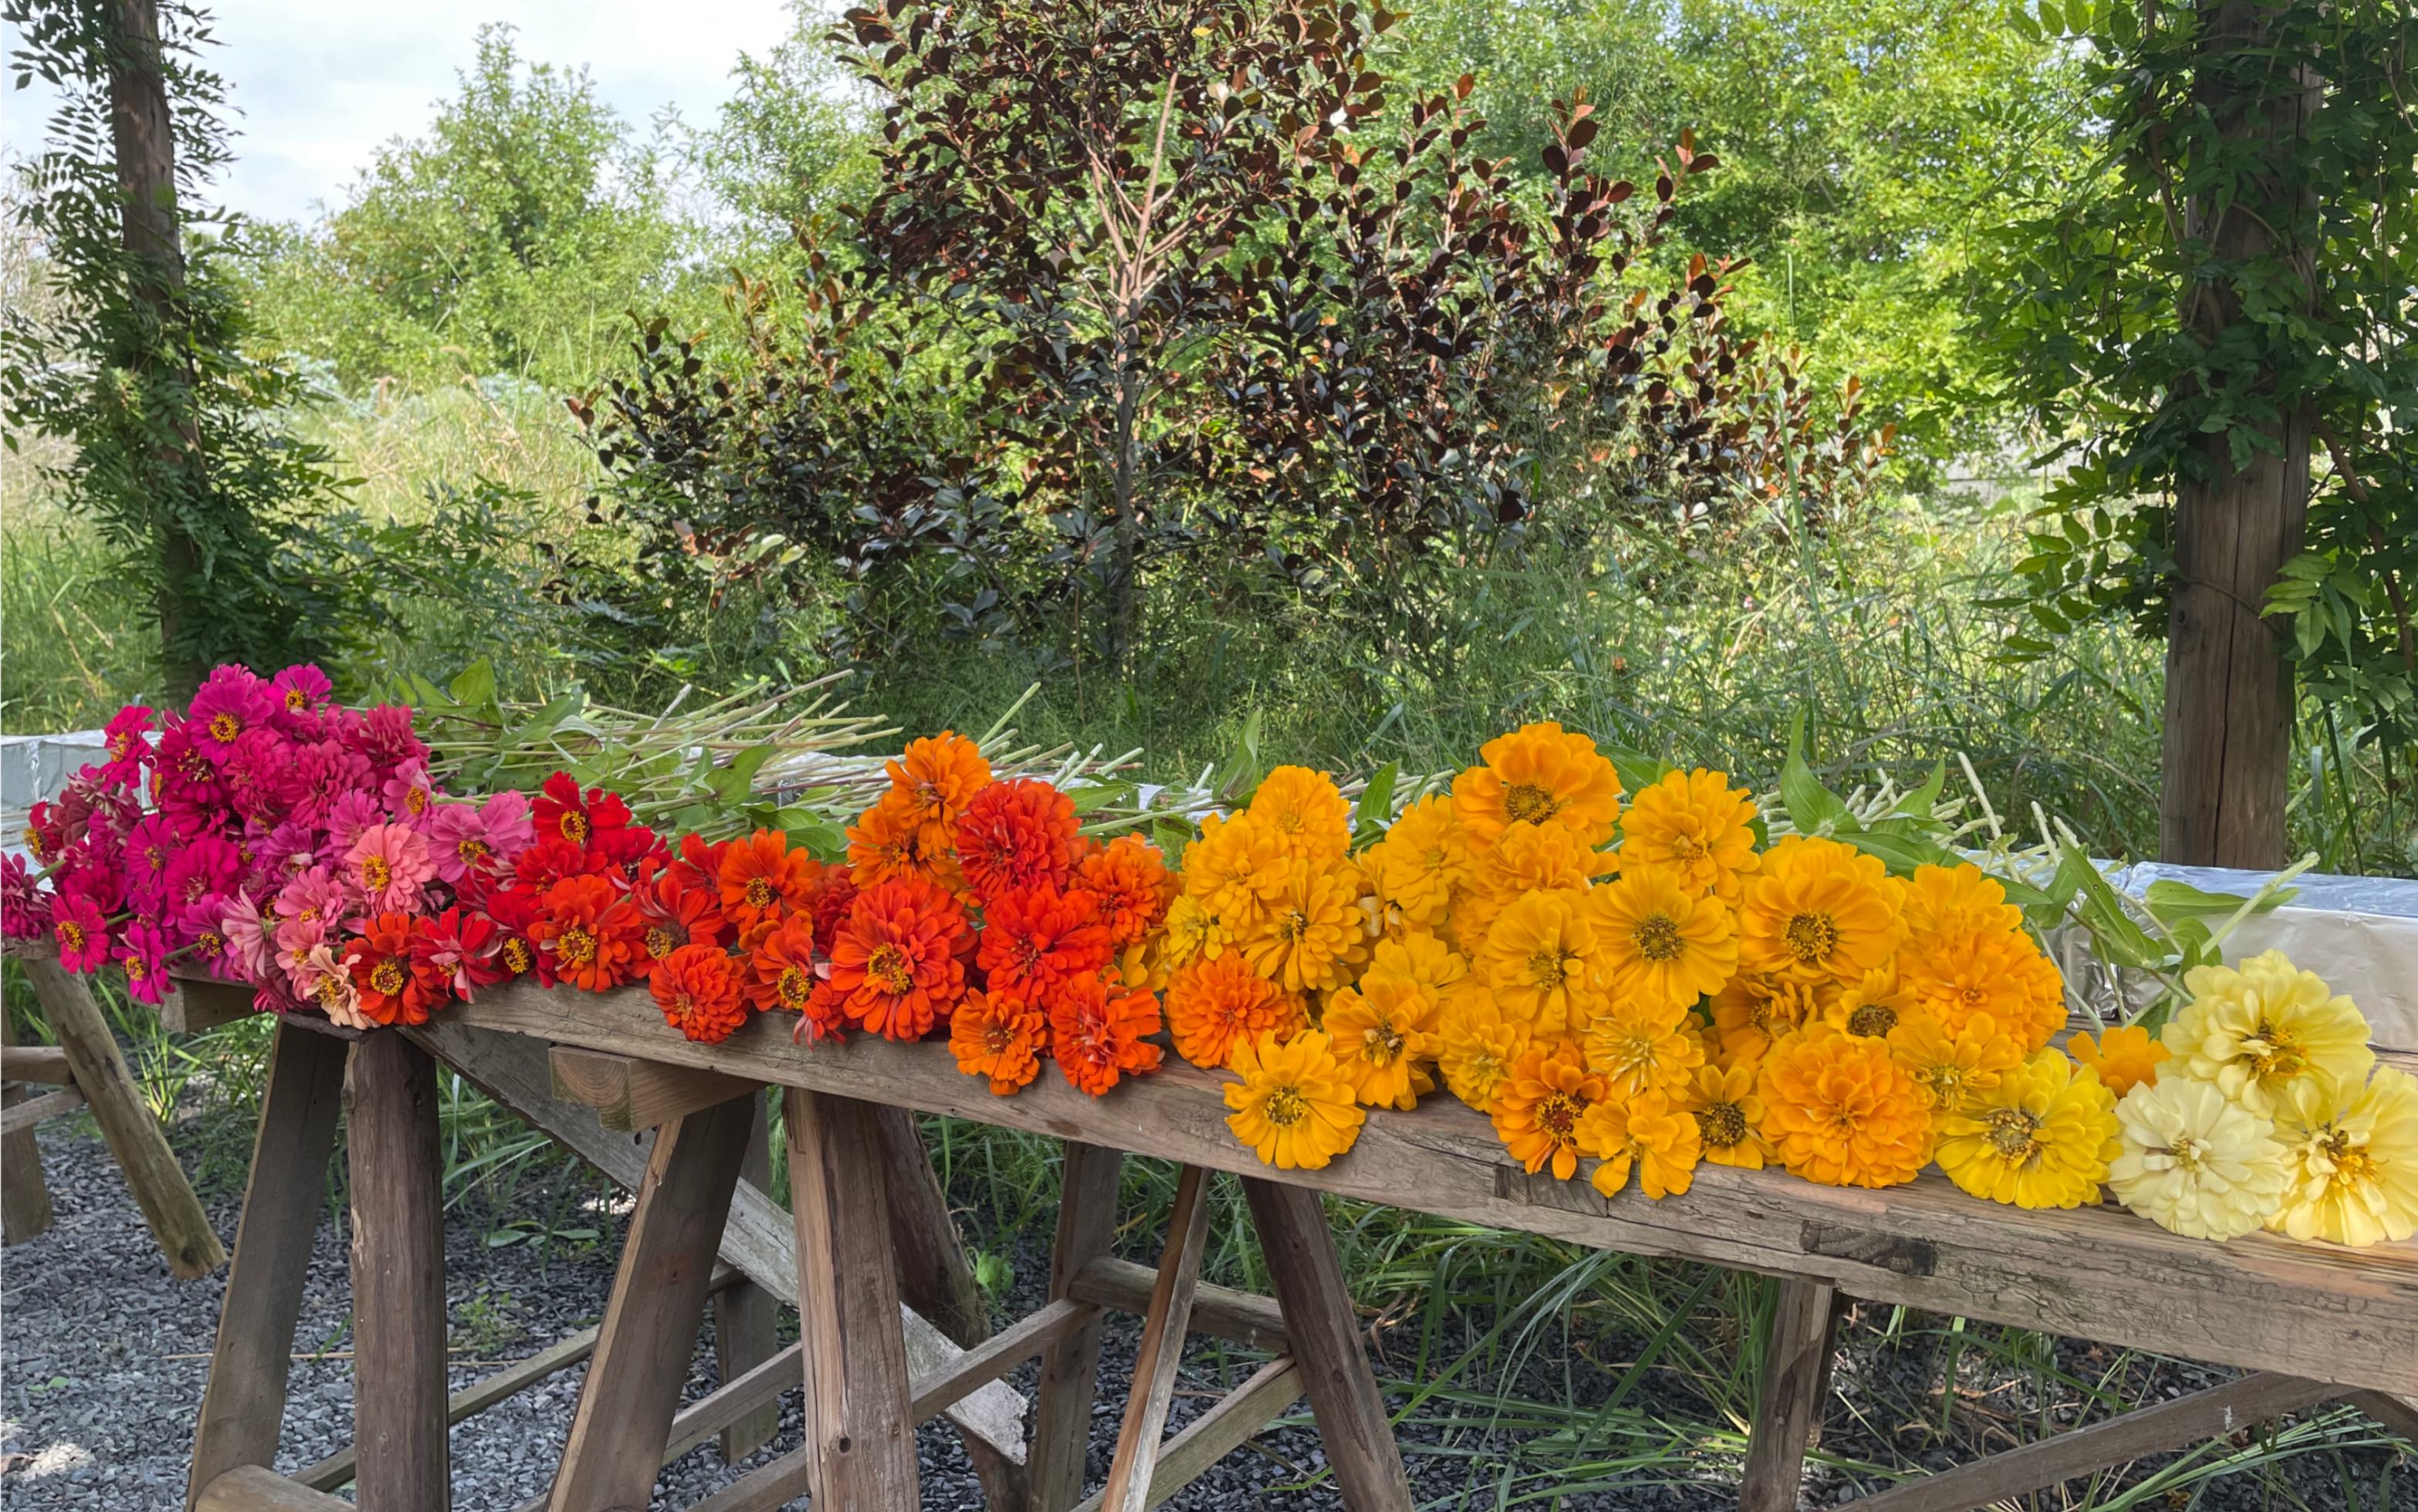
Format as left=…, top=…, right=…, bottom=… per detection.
left=444, top=984, right=2418, bottom=1397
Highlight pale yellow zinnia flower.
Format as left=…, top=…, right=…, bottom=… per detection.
left=2161, top=950, right=2374, bottom=1119
left=2109, top=1076, right=2288, bottom=1240
left=2268, top=1068, right=2418, bottom=1247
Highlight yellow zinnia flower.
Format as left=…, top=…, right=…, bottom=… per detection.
left=1491, top=1038, right=1602, bottom=1180
left=1935, top=1051, right=2119, bottom=1209
left=1579, top=1091, right=1703, bottom=1200
left=1901, top=862, right=2025, bottom=940
left=1363, top=793, right=1474, bottom=930
left=1896, top=925, right=2068, bottom=1053
left=1323, top=976, right=1438, bottom=1111
left=1709, top=971, right=1819, bottom=1063
left=1619, top=768, right=1760, bottom=902
left=1363, top=929, right=1468, bottom=1007
left=1754, top=1027, right=1933, bottom=1189
left=1736, top=836, right=1904, bottom=989
left=1248, top=765, right=1353, bottom=866
left=1887, top=1009, right=2021, bottom=1119
left=2068, top=1024, right=2168, bottom=1098
left=1680, top=1058, right=1774, bottom=1169
left=1454, top=822, right=1613, bottom=953
left=1586, top=865, right=1738, bottom=1014
left=1183, top=810, right=1292, bottom=934
left=1479, top=888, right=1606, bottom=1037
left=1237, top=858, right=1369, bottom=994
left=2109, top=1075, right=2288, bottom=1240
left=1223, top=1030, right=1366, bottom=1170
left=1582, top=998, right=1707, bottom=1101
left=2268, top=1068, right=2418, bottom=1247
left=1436, top=980, right=1532, bottom=1111
left=2162, top=950, right=2375, bottom=1120
left=1816, top=964, right=1906, bottom=1041
left=1453, top=721, right=1624, bottom=852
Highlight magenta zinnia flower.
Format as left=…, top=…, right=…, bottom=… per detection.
left=343, top=823, right=436, bottom=915
left=270, top=664, right=334, bottom=722
left=383, top=761, right=441, bottom=825
left=287, top=740, right=372, bottom=829
left=97, top=706, right=155, bottom=787
left=359, top=704, right=428, bottom=771
left=186, top=665, right=278, bottom=768
left=52, top=893, right=110, bottom=973
left=152, top=718, right=230, bottom=834
left=2, top=856, right=51, bottom=940
left=121, top=813, right=179, bottom=911
left=114, top=922, right=172, bottom=1005
left=164, top=833, right=241, bottom=916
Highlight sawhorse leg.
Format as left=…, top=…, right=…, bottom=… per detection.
left=1, top=1001, right=56, bottom=1243
left=1742, top=1277, right=1842, bottom=1512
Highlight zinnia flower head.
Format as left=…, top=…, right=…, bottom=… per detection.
left=346, top=913, right=449, bottom=1027
left=121, top=812, right=179, bottom=911
left=1436, top=980, right=1532, bottom=1112
left=1324, top=976, right=1439, bottom=1111
left=1246, top=766, right=1353, bottom=867
left=956, top=779, right=1081, bottom=903
left=2109, top=1075, right=2288, bottom=1240
left=978, top=884, right=1113, bottom=1005
left=2161, top=950, right=2374, bottom=1119
left=1491, top=1039, right=1604, bottom=1180
left=1180, top=809, right=1293, bottom=935
left=1582, top=997, right=1707, bottom=1102
left=97, top=705, right=155, bottom=787
left=1902, top=862, right=2025, bottom=940
left=344, top=823, right=437, bottom=916
left=1579, top=1090, right=1702, bottom=1200
left=1736, top=836, right=1905, bottom=990
left=532, top=873, right=644, bottom=993
left=652, top=941, right=748, bottom=1045
left=1587, top=864, right=1738, bottom=1014
left=1236, top=857, right=1369, bottom=995
left=411, top=907, right=505, bottom=998
left=1886, top=1009, right=2021, bottom=1117
left=1453, top=722, right=1624, bottom=852
left=1047, top=974, right=1163, bottom=1095
left=52, top=893, right=111, bottom=973
left=741, top=914, right=818, bottom=1015
left=1457, top=822, right=1616, bottom=953
left=1935, top=1051, right=2119, bottom=1209
left=1158, top=893, right=1230, bottom=971
left=1710, top=972, right=1819, bottom=1064
left=884, top=731, right=994, bottom=832
left=1077, top=835, right=1175, bottom=947
left=1167, top=951, right=1306, bottom=1071
left=847, top=788, right=963, bottom=895
left=269, top=663, right=333, bottom=720
left=1224, top=1030, right=1366, bottom=1170
left=383, top=761, right=440, bottom=825
left=113, top=921, right=172, bottom=1005
left=1619, top=768, right=1760, bottom=902
left=1896, top=925, right=2067, bottom=1053
left=718, top=829, right=820, bottom=933
left=1754, top=1027, right=1933, bottom=1189
left=2068, top=1024, right=2169, bottom=1099
left=950, top=990, right=1049, bottom=1095
left=1363, top=930, right=1467, bottom=1007
left=822, top=876, right=972, bottom=1041
left=2266, top=1068, right=2418, bottom=1247
left=533, top=771, right=635, bottom=856
left=1362, top=794, right=1474, bottom=932
left=1681, top=1058, right=1773, bottom=1169
left=1478, top=888, right=1603, bottom=1037
left=1, top=855, right=52, bottom=941
left=186, top=665, right=277, bottom=767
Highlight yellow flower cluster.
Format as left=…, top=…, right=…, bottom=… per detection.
left=2106, top=950, right=2414, bottom=1247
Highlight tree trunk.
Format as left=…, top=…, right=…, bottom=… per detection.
left=2157, top=0, right=2318, bottom=869
left=106, top=0, right=205, bottom=700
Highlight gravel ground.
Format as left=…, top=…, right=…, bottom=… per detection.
left=2, top=1110, right=2411, bottom=1510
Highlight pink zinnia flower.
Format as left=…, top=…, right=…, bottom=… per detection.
left=273, top=866, right=346, bottom=931
left=185, top=665, right=278, bottom=768
left=52, top=893, right=110, bottom=973
left=164, top=833, right=241, bottom=916
left=288, top=740, right=372, bottom=829
left=251, top=820, right=320, bottom=888
left=152, top=719, right=230, bottom=835
left=270, top=664, right=334, bottom=722
left=359, top=704, right=428, bottom=771
left=121, top=814, right=179, bottom=911
left=343, top=824, right=436, bottom=915
left=219, top=893, right=277, bottom=982
left=114, top=922, right=171, bottom=1005
left=2, top=856, right=51, bottom=940
left=476, top=789, right=535, bottom=861
left=324, top=789, right=384, bottom=856
left=297, top=941, right=373, bottom=1030
left=383, top=761, right=441, bottom=826
left=97, top=706, right=155, bottom=787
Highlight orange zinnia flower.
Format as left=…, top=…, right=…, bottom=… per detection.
left=1079, top=834, right=1175, bottom=947
left=346, top=913, right=447, bottom=1027
left=847, top=788, right=964, bottom=894
left=1491, top=1040, right=1605, bottom=1180
left=1166, top=952, right=1306, bottom=1071
left=885, top=731, right=994, bottom=830
left=532, top=874, right=643, bottom=993
left=950, top=989, right=1049, bottom=1095
left=630, top=861, right=728, bottom=977
left=978, top=884, right=1112, bottom=1004
left=956, top=779, right=1081, bottom=903
left=1049, top=974, right=1163, bottom=1095
left=719, top=829, right=820, bottom=933
left=1756, top=1028, right=1933, bottom=1188
left=651, top=942, right=748, bottom=1044
left=744, top=914, right=818, bottom=1015
left=822, top=876, right=972, bottom=1040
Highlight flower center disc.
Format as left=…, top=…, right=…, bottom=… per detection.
left=1846, top=1002, right=1897, bottom=1038
left=1264, top=1086, right=1308, bottom=1127
left=1502, top=783, right=1562, bottom=825
left=1984, top=1107, right=2042, bottom=1162
left=1783, top=911, right=1839, bottom=964
left=866, top=943, right=914, bottom=995
left=1697, top=1102, right=1748, bottom=1148
left=1633, top=913, right=1683, bottom=961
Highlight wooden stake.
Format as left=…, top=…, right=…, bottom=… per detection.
left=546, top=1092, right=755, bottom=1512
left=1031, top=1140, right=1126, bottom=1511
left=1241, top=1176, right=1413, bottom=1510
left=713, top=1093, right=782, bottom=1465
left=345, top=1031, right=449, bottom=1512
left=1099, top=1163, right=1214, bottom=1512
left=1741, top=1277, right=1842, bottom=1512
left=187, top=1024, right=347, bottom=1510
left=786, top=1086, right=920, bottom=1509
left=24, top=956, right=224, bottom=1276
left=0, top=1004, right=55, bottom=1243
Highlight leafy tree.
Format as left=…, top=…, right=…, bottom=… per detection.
left=3, top=0, right=343, bottom=695
left=1980, top=0, right=2416, bottom=867
left=246, top=25, right=681, bottom=389
left=687, top=1, right=876, bottom=252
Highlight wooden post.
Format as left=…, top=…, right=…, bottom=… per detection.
left=1741, top=1277, right=1842, bottom=1512
left=187, top=1024, right=348, bottom=1509
left=1099, top=1164, right=1214, bottom=1512
left=1, top=1002, right=56, bottom=1243
left=1241, top=1177, right=1414, bottom=1510
left=713, top=1092, right=781, bottom=1466
left=786, top=1087, right=919, bottom=1510
left=876, top=1103, right=990, bottom=1347
left=345, top=1031, right=449, bottom=1512
left=546, top=1091, right=756, bottom=1512
left=1031, top=1140, right=1125, bottom=1511
left=23, top=956, right=224, bottom=1276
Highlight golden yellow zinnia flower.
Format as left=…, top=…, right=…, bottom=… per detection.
left=1587, top=865, right=1738, bottom=1014
left=1680, top=1058, right=1774, bottom=1169
left=1736, top=836, right=1904, bottom=989
left=1436, top=980, right=1532, bottom=1112
left=1754, top=1027, right=1933, bottom=1188
left=1582, top=998, right=1707, bottom=1101
left=2068, top=1024, right=2168, bottom=1098
left=1238, top=858, right=1369, bottom=994
left=1709, top=972, right=1819, bottom=1063
left=2162, top=950, right=2376, bottom=1120
left=1323, top=976, right=1438, bottom=1111
left=1935, top=1051, right=2119, bottom=1209
left=1887, top=1009, right=2021, bottom=1119
left=1901, top=862, right=2025, bottom=940
left=1248, top=765, right=1353, bottom=867
left=1454, top=822, right=1613, bottom=953
left=1817, top=964, right=1906, bottom=1041
left=1363, top=929, right=1469, bottom=1007
left=1183, top=810, right=1292, bottom=933
left=1158, top=893, right=1229, bottom=969
left=1453, top=722, right=1624, bottom=852
left=1619, top=768, right=1760, bottom=902
left=1491, top=1039, right=1602, bottom=1180
left=1363, top=794, right=1474, bottom=931
left=2267, top=1068, right=2418, bottom=1247
left=1579, top=1091, right=1702, bottom=1200
left=2108, top=1075, right=2288, bottom=1240
left=1479, top=889, right=1606, bottom=1037
left=1223, top=1030, right=1366, bottom=1170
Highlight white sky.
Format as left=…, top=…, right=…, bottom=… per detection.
left=2, top=1, right=797, bottom=225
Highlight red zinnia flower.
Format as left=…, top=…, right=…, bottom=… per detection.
left=346, top=913, right=449, bottom=1027
left=718, top=829, right=819, bottom=933
left=744, top=914, right=817, bottom=1015
left=534, top=771, right=633, bottom=853
left=822, top=876, right=971, bottom=1041
left=1048, top=974, right=1164, bottom=1096
left=803, top=864, right=858, bottom=949
left=531, top=873, right=643, bottom=993
left=411, top=907, right=505, bottom=998
left=955, top=779, right=1081, bottom=903
left=978, top=885, right=1112, bottom=1004
left=482, top=887, right=552, bottom=987
left=650, top=942, right=748, bottom=1044
left=630, top=860, right=728, bottom=977
left=668, top=832, right=731, bottom=895
left=512, top=835, right=606, bottom=893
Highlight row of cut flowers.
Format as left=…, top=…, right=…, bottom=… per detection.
left=5, top=667, right=2410, bottom=1253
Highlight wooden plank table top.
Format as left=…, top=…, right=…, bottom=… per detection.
left=425, top=978, right=2418, bottom=1400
